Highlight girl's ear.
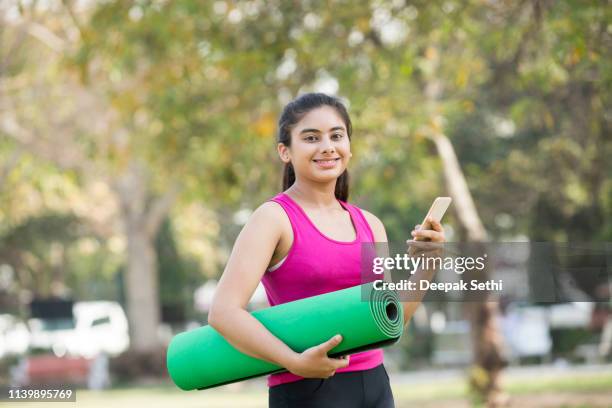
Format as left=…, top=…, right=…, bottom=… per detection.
left=277, top=143, right=291, bottom=163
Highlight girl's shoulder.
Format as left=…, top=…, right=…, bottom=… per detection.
left=352, top=205, right=387, bottom=242
left=250, top=199, right=288, bottom=222
left=342, top=201, right=381, bottom=227
left=245, top=199, right=292, bottom=234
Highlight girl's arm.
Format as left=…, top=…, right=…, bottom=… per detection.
left=208, top=202, right=349, bottom=378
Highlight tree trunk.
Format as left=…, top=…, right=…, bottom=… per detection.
left=114, top=161, right=179, bottom=353
left=429, top=130, right=508, bottom=407
left=124, top=220, right=160, bottom=352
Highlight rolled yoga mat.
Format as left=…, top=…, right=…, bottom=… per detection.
left=167, top=282, right=404, bottom=391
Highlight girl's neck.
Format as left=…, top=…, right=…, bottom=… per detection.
left=286, top=180, right=340, bottom=209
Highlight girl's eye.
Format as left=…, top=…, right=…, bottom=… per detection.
left=305, top=135, right=318, bottom=142
left=332, top=133, right=344, bottom=139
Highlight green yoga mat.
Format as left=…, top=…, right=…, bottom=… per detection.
left=167, top=282, right=403, bottom=391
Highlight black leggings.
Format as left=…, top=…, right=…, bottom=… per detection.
left=268, top=364, right=395, bottom=408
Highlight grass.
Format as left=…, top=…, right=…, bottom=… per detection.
left=392, top=372, right=612, bottom=402
left=504, top=373, right=612, bottom=395
left=5, top=372, right=612, bottom=407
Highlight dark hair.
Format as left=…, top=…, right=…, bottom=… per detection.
left=277, top=93, right=352, bottom=201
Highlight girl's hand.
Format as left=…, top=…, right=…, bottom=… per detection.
left=407, top=217, right=445, bottom=258
left=286, top=334, right=350, bottom=378
left=410, top=217, right=446, bottom=242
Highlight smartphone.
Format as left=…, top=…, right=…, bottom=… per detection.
left=414, top=197, right=452, bottom=241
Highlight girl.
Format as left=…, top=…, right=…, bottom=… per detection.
left=208, top=93, right=445, bottom=407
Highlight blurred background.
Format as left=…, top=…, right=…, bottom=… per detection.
left=0, top=0, right=610, bottom=407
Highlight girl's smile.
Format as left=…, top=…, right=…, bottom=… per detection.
left=313, top=157, right=341, bottom=169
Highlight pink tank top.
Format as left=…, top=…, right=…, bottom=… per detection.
left=261, top=192, right=384, bottom=387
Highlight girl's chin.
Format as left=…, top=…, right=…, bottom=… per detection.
left=294, top=163, right=346, bottom=180
left=311, top=169, right=345, bottom=181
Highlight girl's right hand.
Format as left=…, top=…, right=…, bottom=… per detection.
left=287, top=334, right=350, bottom=378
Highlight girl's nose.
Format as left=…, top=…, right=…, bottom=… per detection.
left=320, top=137, right=335, bottom=153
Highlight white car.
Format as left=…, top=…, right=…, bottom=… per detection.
left=28, top=301, right=129, bottom=358
left=501, top=305, right=552, bottom=359
left=0, top=314, right=30, bottom=358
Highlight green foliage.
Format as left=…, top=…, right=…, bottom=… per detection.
left=155, top=217, right=201, bottom=315
left=1, top=213, right=82, bottom=250
left=2, top=0, right=609, bottom=302
left=0, top=213, right=79, bottom=297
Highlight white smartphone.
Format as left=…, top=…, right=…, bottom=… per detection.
left=414, top=197, right=452, bottom=241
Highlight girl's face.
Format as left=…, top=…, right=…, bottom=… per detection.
left=279, top=106, right=351, bottom=185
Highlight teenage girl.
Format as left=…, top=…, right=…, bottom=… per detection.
left=208, top=93, right=446, bottom=407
